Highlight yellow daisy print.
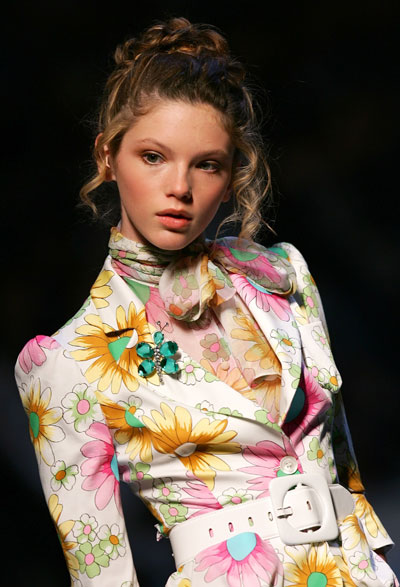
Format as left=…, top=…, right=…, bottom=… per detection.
left=96, top=392, right=153, bottom=462
left=48, top=494, right=79, bottom=579
left=70, top=303, right=155, bottom=394
left=142, top=403, right=241, bottom=489
left=340, top=513, right=369, bottom=551
left=202, top=355, right=281, bottom=415
left=110, top=226, right=124, bottom=242
left=19, top=378, right=65, bottom=465
left=199, top=254, right=226, bottom=308
left=231, top=308, right=281, bottom=373
left=346, top=465, right=365, bottom=493
left=247, top=375, right=281, bottom=417
left=334, top=447, right=365, bottom=493
left=91, top=270, right=114, bottom=309
left=334, top=550, right=357, bottom=587
left=293, top=302, right=309, bottom=326
left=354, top=494, right=388, bottom=539
left=200, top=358, right=250, bottom=392
left=285, top=543, right=342, bottom=587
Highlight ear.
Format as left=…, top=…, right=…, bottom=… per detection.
left=222, top=180, right=233, bottom=203
left=222, top=156, right=237, bottom=203
left=95, top=133, right=115, bottom=181
left=222, top=189, right=232, bottom=203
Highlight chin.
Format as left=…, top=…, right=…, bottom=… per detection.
left=154, top=238, right=196, bottom=251
left=148, top=231, right=200, bottom=251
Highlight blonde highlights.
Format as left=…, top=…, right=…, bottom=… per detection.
left=80, top=17, right=272, bottom=240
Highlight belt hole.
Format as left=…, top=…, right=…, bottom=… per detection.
left=228, top=522, right=234, bottom=532
left=248, top=517, right=254, bottom=527
left=268, top=511, right=273, bottom=521
left=306, top=500, right=312, bottom=510
left=208, top=528, right=214, bottom=537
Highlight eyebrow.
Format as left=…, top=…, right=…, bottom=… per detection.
left=136, top=138, right=232, bottom=159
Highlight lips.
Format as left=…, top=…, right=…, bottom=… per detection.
left=156, top=209, right=192, bottom=229
left=156, top=209, right=192, bottom=220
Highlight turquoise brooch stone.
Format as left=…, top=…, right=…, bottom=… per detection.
left=136, top=322, right=179, bottom=384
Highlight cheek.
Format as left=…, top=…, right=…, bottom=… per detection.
left=116, top=169, right=152, bottom=201
left=208, top=184, right=230, bottom=208
left=198, top=192, right=227, bottom=225
left=199, top=176, right=230, bottom=201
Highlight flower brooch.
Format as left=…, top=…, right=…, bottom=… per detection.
left=136, top=322, right=179, bottom=384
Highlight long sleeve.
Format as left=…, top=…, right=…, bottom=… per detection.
left=332, top=390, right=394, bottom=552
left=278, top=242, right=394, bottom=554
left=15, top=336, right=140, bottom=586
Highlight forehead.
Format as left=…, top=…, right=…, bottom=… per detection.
left=122, top=100, right=233, bottom=152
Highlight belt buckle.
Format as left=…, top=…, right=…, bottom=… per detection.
left=269, top=473, right=339, bottom=545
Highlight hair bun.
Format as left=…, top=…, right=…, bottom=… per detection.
left=114, top=38, right=141, bottom=67
left=115, top=17, right=230, bottom=64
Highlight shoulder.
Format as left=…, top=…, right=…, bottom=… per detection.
left=213, top=236, right=316, bottom=290
left=15, top=254, right=113, bottom=374
left=271, top=242, right=314, bottom=281
left=212, top=236, right=299, bottom=268
left=15, top=293, right=97, bottom=390
left=14, top=258, right=121, bottom=417
left=215, top=236, right=327, bottom=322
left=15, top=333, right=85, bottom=392
left=212, top=236, right=297, bottom=295
left=273, top=241, right=329, bottom=328
left=272, top=241, right=318, bottom=289
left=213, top=236, right=306, bottom=263
left=214, top=235, right=315, bottom=274
left=14, top=334, right=90, bottom=426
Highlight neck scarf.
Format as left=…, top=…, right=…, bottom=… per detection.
left=109, top=227, right=297, bottom=322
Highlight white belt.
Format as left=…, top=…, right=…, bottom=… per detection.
left=169, top=473, right=355, bottom=569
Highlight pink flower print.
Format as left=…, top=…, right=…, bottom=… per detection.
left=216, top=243, right=283, bottom=285
left=282, top=368, right=331, bottom=448
left=200, top=333, right=229, bottom=363
left=195, top=531, right=282, bottom=586
left=181, top=473, right=222, bottom=518
left=349, top=552, right=376, bottom=581
left=145, top=287, right=173, bottom=333
left=81, top=422, right=122, bottom=514
left=18, top=335, right=60, bottom=374
left=123, top=277, right=174, bottom=333
left=239, top=437, right=303, bottom=499
left=113, top=258, right=130, bottom=276
left=231, top=274, right=291, bottom=321
left=172, top=269, right=198, bottom=300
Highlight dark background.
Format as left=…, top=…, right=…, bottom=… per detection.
left=2, top=1, right=399, bottom=585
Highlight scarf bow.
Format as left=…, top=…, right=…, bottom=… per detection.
left=109, top=228, right=297, bottom=323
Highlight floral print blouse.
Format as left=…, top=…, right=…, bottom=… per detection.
left=15, top=230, right=397, bottom=587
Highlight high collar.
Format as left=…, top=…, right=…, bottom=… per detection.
left=108, top=226, right=206, bottom=285
left=108, top=226, right=298, bottom=323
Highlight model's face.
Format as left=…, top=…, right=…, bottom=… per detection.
left=109, top=100, right=234, bottom=250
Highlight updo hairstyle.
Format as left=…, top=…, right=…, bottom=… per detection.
left=80, top=17, right=272, bottom=240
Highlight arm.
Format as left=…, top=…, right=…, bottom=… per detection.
left=332, top=390, right=393, bottom=553
left=15, top=336, right=140, bottom=586
left=276, top=242, right=394, bottom=554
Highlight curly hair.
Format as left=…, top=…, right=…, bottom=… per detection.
left=80, top=17, right=272, bottom=240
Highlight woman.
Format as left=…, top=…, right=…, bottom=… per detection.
left=15, top=17, right=397, bottom=587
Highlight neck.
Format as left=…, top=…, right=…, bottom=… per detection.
left=108, top=226, right=207, bottom=285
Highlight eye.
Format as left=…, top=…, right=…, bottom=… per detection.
left=143, top=152, right=163, bottom=165
left=198, top=160, right=220, bottom=172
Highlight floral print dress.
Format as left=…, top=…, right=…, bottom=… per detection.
left=15, top=229, right=397, bottom=587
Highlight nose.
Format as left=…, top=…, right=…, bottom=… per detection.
left=166, top=164, right=192, bottom=201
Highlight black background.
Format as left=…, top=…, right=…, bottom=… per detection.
left=2, top=1, right=399, bottom=585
